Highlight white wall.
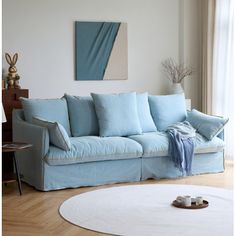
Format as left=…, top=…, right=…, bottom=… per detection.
left=2, top=0, right=201, bottom=109
left=181, top=0, right=202, bottom=110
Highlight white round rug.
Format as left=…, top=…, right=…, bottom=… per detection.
left=59, top=184, right=233, bottom=236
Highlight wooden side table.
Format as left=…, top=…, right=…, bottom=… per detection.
left=2, top=89, right=29, bottom=178
left=2, top=142, right=32, bottom=195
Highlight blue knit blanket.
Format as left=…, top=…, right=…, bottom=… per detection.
left=167, top=121, right=196, bottom=176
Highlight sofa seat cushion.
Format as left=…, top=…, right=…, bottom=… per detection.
left=45, top=136, right=143, bottom=166
left=194, top=133, right=225, bottom=153
left=129, top=132, right=225, bottom=158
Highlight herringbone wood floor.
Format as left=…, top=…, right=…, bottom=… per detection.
left=2, top=161, right=233, bottom=236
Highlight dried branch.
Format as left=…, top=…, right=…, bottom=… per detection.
left=162, top=58, right=194, bottom=83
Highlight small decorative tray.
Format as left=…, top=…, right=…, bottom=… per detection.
left=172, top=200, right=209, bottom=209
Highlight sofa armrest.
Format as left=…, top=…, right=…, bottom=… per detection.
left=12, top=109, right=50, bottom=190
left=13, top=109, right=50, bottom=156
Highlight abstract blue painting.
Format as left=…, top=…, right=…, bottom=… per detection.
left=75, top=21, right=128, bottom=81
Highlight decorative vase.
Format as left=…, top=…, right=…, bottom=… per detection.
left=170, top=83, right=183, bottom=94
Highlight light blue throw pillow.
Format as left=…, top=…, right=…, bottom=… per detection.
left=20, top=97, right=71, bottom=136
left=91, top=92, right=142, bottom=137
left=137, top=93, right=157, bottom=132
left=148, top=93, right=187, bottom=131
left=65, top=94, right=99, bottom=136
left=187, top=109, right=229, bottom=140
left=33, top=117, right=71, bottom=151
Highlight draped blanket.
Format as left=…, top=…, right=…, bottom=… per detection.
left=167, top=121, right=196, bottom=175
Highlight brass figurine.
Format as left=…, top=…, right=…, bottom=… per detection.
left=5, top=53, right=21, bottom=89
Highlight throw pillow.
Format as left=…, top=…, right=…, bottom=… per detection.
left=137, top=93, right=157, bottom=132
left=91, top=92, right=142, bottom=137
left=64, top=94, right=99, bottom=136
left=20, top=97, right=71, bottom=136
left=33, top=117, right=71, bottom=151
left=187, top=109, right=229, bottom=140
left=148, top=93, right=187, bottom=131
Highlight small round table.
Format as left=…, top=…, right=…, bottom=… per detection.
left=2, top=142, right=32, bottom=195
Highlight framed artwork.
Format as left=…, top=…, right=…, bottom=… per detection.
left=75, top=21, right=128, bottom=81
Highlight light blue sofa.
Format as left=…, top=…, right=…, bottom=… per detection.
left=12, top=94, right=225, bottom=191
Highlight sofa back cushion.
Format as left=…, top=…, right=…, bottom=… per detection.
left=65, top=94, right=99, bottom=136
left=137, top=93, right=157, bottom=133
left=20, top=97, right=71, bottom=136
left=91, top=92, right=142, bottom=137
left=148, top=93, right=187, bottom=131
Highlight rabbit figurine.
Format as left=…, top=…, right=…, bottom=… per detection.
left=5, top=53, right=21, bottom=89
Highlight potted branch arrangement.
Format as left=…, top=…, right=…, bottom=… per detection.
left=162, top=58, right=194, bottom=94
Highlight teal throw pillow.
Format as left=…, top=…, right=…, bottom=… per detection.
left=187, top=109, right=229, bottom=140
left=33, top=117, right=71, bottom=151
left=91, top=92, right=142, bottom=137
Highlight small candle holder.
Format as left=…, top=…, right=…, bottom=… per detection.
left=183, top=196, right=191, bottom=207
left=196, top=196, right=204, bottom=205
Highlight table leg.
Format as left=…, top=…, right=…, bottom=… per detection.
left=13, top=152, right=22, bottom=195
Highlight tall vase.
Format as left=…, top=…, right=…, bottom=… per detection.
left=170, top=83, right=183, bottom=94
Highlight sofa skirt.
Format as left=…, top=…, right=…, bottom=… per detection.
left=21, top=152, right=224, bottom=191
left=42, top=158, right=142, bottom=191
left=141, top=152, right=225, bottom=180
